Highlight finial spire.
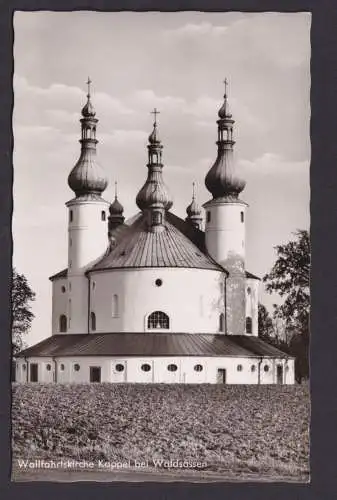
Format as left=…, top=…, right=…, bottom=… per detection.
left=114, top=181, right=118, bottom=200
left=151, top=107, right=160, bottom=125
left=192, top=181, right=196, bottom=201
left=86, top=76, right=92, bottom=98
left=223, top=78, right=228, bottom=97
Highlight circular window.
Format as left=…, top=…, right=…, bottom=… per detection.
left=167, top=364, right=178, bottom=372
left=155, top=279, right=163, bottom=287
left=141, top=363, right=151, bottom=372
left=74, top=364, right=80, bottom=372
left=115, top=364, right=125, bottom=372
left=46, top=364, right=51, bottom=371
left=264, top=365, right=269, bottom=372
left=60, top=364, right=65, bottom=371
left=237, top=364, right=243, bottom=372
left=194, top=364, right=203, bottom=372
left=61, top=286, right=66, bottom=293
left=251, top=365, right=256, bottom=372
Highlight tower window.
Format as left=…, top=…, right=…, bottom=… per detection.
left=60, top=364, right=65, bottom=371
left=91, top=312, right=96, bottom=331
left=46, top=364, right=51, bottom=371
left=251, top=365, right=256, bottom=372
left=206, top=211, right=211, bottom=223
left=264, top=365, right=270, bottom=372
left=237, top=364, right=243, bottom=372
left=59, top=315, right=67, bottom=333
left=69, top=210, right=73, bottom=222
left=147, top=311, right=169, bottom=330
left=219, top=313, right=225, bottom=332
left=246, top=317, right=252, bottom=334
left=240, top=211, right=244, bottom=223
left=61, top=286, right=66, bottom=293
left=112, top=294, right=119, bottom=317
left=74, top=364, right=80, bottom=372
left=101, top=211, right=106, bottom=221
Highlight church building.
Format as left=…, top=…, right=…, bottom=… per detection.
left=16, top=80, right=294, bottom=385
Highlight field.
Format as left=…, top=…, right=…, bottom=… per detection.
left=11, top=383, right=310, bottom=482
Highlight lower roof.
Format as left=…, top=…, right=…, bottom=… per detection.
left=18, top=333, right=290, bottom=359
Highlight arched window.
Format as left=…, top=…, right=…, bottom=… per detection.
left=91, top=312, right=96, bottom=331
left=59, top=315, right=67, bottom=333
left=246, top=317, right=252, bottom=334
left=112, top=294, right=119, bottom=317
left=219, top=313, right=225, bottom=332
left=240, top=211, right=244, bottom=223
left=69, top=210, right=73, bottom=222
left=147, top=311, right=169, bottom=330
left=101, top=211, right=106, bottom=221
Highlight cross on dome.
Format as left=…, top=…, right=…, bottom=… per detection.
left=86, top=77, right=92, bottom=98
left=223, top=78, right=228, bottom=97
left=151, top=107, right=160, bottom=125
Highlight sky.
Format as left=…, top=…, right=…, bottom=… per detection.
left=12, top=11, right=311, bottom=346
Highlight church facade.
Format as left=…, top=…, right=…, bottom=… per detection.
left=16, top=80, right=295, bottom=385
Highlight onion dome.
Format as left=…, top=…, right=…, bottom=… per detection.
left=108, top=182, right=125, bottom=235
left=205, top=79, right=246, bottom=200
left=68, top=78, right=108, bottom=198
left=136, top=109, right=173, bottom=226
left=185, top=182, right=203, bottom=229
left=109, top=182, right=124, bottom=215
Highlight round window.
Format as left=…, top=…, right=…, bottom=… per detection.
left=115, top=364, right=125, bottom=372
left=74, top=364, right=80, bottom=372
left=61, top=286, right=66, bottom=293
left=46, top=364, right=51, bottom=371
left=155, top=279, right=163, bottom=287
left=251, top=365, right=256, bottom=372
left=264, top=365, right=269, bottom=372
left=194, top=364, right=203, bottom=372
left=60, top=364, right=65, bottom=371
left=237, top=364, right=243, bottom=372
left=141, top=363, right=151, bottom=372
left=167, top=364, right=178, bottom=372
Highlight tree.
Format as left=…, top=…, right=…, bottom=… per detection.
left=258, top=303, right=274, bottom=342
left=263, top=230, right=310, bottom=382
left=12, top=269, right=36, bottom=355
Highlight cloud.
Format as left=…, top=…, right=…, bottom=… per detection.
left=239, top=153, right=309, bottom=176
left=131, top=89, right=185, bottom=112
left=163, top=22, right=228, bottom=39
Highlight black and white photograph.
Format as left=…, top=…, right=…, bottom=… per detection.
left=11, top=11, right=310, bottom=483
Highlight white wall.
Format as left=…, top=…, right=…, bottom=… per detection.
left=16, top=355, right=295, bottom=385
left=204, top=200, right=246, bottom=271
left=51, top=278, right=68, bottom=335
left=89, top=267, right=226, bottom=334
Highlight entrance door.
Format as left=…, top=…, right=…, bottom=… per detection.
left=90, top=366, right=101, bottom=383
left=30, top=363, right=38, bottom=382
left=217, top=368, right=227, bottom=384
left=277, top=365, right=283, bottom=384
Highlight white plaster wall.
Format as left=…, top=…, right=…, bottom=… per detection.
left=204, top=201, right=246, bottom=269
left=67, top=199, right=110, bottom=272
left=51, top=278, right=68, bottom=335
left=66, top=276, right=89, bottom=334
left=17, top=356, right=295, bottom=384
left=246, top=278, right=259, bottom=337
left=89, top=268, right=226, bottom=334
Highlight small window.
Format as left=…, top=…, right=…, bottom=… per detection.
left=251, top=365, right=256, bottom=372
left=194, top=364, right=203, bottom=372
left=155, top=279, right=163, bottom=287
left=115, top=364, right=125, bottom=372
left=112, top=294, right=119, bottom=317
left=285, top=366, right=289, bottom=372
left=91, top=312, right=96, bottom=331
left=206, top=211, right=211, bottom=223
left=219, top=313, right=225, bottom=332
left=61, top=286, right=66, bottom=293
left=59, top=314, right=67, bottom=333
left=247, top=287, right=251, bottom=295
left=101, top=211, right=106, bottom=221
left=167, top=364, right=178, bottom=372
left=92, top=281, right=96, bottom=290
left=74, top=364, right=80, bottom=372
left=246, top=317, right=252, bottom=334
left=22, top=364, right=26, bottom=371
left=240, top=211, right=244, bottom=223
left=147, top=311, right=169, bottom=330
left=69, top=210, right=73, bottom=222
left=141, top=363, right=151, bottom=372
left=70, top=238, right=72, bottom=247
left=69, top=282, right=71, bottom=291
left=46, top=364, right=51, bottom=371
left=151, top=210, right=162, bottom=225
left=60, top=364, right=65, bottom=371
left=237, top=364, right=243, bottom=372
left=264, top=365, right=269, bottom=372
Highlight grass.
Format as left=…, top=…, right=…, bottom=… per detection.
left=11, top=383, right=310, bottom=481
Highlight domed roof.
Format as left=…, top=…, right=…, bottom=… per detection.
left=81, top=98, right=96, bottom=118
left=186, top=198, right=202, bottom=217
left=136, top=174, right=173, bottom=211
left=68, top=152, right=108, bottom=196
left=109, top=196, right=124, bottom=215
left=148, top=122, right=160, bottom=144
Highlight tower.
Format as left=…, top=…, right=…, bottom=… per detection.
left=136, top=108, right=173, bottom=232
left=185, top=182, right=203, bottom=230
left=65, top=78, right=110, bottom=333
left=203, top=80, right=247, bottom=335
left=108, top=182, right=125, bottom=245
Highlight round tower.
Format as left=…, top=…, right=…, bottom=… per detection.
left=203, top=80, right=247, bottom=335
left=136, top=108, right=173, bottom=232
left=65, top=78, right=110, bottom=333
